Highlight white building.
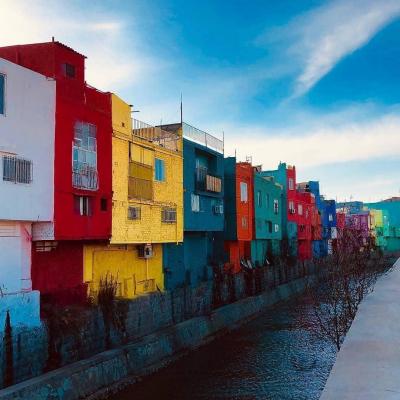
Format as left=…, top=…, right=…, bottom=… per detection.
left=0, top=57, right=55, bottom=327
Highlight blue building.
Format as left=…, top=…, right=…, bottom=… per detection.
left=162, top=123, right=224, bottom=289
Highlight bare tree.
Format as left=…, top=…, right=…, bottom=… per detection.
left=299, top=226, right=389, bottom=350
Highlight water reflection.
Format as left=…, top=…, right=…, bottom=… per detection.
left=110, top=294, right=336, bottom=400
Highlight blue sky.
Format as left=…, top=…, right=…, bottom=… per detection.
left=1, top=0, right=399, bottom=201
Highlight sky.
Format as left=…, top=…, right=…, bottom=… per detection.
left=0, top=0, right=399, bottom=202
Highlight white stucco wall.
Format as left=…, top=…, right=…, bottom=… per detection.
left=0, top=57, right=55, bottom=222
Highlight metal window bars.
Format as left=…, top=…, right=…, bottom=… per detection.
left=182, top=122, right=224, bottom=154
left=2, top=155, right=33, bottom=184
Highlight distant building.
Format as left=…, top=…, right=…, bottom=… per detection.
left=252, top=170, right=283, bottom=265
left=223, top=158, right=254, bottom=273
left=0, top=56, right=55, bottom=326
left=260, top=163, right=298, bottom=258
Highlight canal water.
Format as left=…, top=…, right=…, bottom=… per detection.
left=110, top=293, right=336, bottom=400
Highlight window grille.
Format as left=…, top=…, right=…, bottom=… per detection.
left=74, top=196, right=92, bottom=216
left=162, top=207, right=177, bottom=223
left=2, top=156, right=32, bottom=184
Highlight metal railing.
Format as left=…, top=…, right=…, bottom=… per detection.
left=182, top=122, right=223, bottom=154
left=72, top=165, right=98, bottom=190
left=128, top=176, right=153, bottom=200
left=133, top=119, right=180, bottom=152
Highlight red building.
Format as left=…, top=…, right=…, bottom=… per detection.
left=223, top=159, right=254, bottom=273
left=296, top=190, right=315, bottom=260
left=0, top=41, right=112, bottom=303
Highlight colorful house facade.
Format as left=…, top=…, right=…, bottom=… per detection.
left=162, top=123, right=224, bottom=289
left=261, top=163, right=298, bottom=258
left=84, top=97, right=183, bottom=298
left=0, top=56, right=55, bottom=326
left=251, top=171, right=283, bottom=265
left=0, top=41, right=113, bottom=304
left=296, top=190, right=314, bottom=261
left=365, top=199, right=400, bottom=252
left=223, top=158, right=254, bottom=273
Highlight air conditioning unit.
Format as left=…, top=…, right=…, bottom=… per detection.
left=137, top=244, right=153, bottom=259
left=214, top=204, right=224, bottom=215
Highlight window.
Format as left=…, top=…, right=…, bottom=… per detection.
left=63, top=63, right=76, bottom=78
left=0, top=73, right=4, bottom=115
left=191, top=194, right=200, bottom=212
left=128, top=206, right=141, bottom=220
left=162, top=207, right=176, bottom=223
left=267, top=221, right=272, bottom=233
left=288, top=178, right=294, bottom=190
left=242, top=216, right=248, bottom=228
left=74, top=196, right=92, bottom=216
left=328, top=213, right=333, bottom=222
left=2, top=156, right=32, bottom=184
left=72, top=122, right=98, bottom=190
left=155, top=158, right=165, bottom=182
left=35, top=241, right=58, bottom=252
left=298, top=204, right=303, bottom=215
left=100, top=198, right=108, bottom=211
left=240, top=182, right=248, bottom=202
left=266, top=193, right=270, bottom=208
left=273, top=199, right=279, bottom=214
left=289, top=201, right=295, bottom=214
left=257, top=191, right=262, bottom=206
left=274, top=224, right=279, bottom=233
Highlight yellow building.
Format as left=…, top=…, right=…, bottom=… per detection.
left=84, top=94, right=183, bottom=299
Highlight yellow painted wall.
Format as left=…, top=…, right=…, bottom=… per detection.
left=111, top=94, right=183, bottom=245
left=83, top=244, right=164, bottom=299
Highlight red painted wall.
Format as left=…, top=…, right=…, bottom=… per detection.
left=286, top=166, right=297, bottom=223
left=236, top=162, right=254, bottom=241
left=297, top=190, right=314, bottom=260
left=224, top=240, right=251, bottom=274
left=31, top=241, right=86, bottom=304
left=0, top=42, right=112, bottom=240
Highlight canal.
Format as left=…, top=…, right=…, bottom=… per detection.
left=109, top=293, right=337, bottom=400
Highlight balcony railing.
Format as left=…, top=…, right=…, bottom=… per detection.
left=128, top=177, right=153, bottom=201
left=182, top=123, right=224, bottom=154
left=72, top=165, right=98, bottom=190
left=133, top=119, right=180, bottom=152
left=195, top=166, right=222, bottom=193
left=135, top=278, right=156, bottom=294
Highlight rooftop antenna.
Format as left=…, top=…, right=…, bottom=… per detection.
left=235, top=149, right=237, bottom=159
left=180, top=92, right=183, bottom=125
left=52, top=36, right=55, bottom=42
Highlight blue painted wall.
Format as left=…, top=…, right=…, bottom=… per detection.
left=164, top=137, right=225, bottom=290
left=223, top=157, right=237, bottom=241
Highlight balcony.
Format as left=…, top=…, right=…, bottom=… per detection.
left=195, top=166, right=222, bottom=193
left=128, top=177, right=153, bottom=201
left=72, top=165, right=98, bottom=191
left=182, top=122, right=224, bottom=154
left=133, top=119, right=180, bottom=152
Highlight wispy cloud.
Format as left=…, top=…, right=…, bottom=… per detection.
left=258, top=0, right=400, bottom=99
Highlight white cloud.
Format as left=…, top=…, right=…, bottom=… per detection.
left=223, top=113, right=400, bottom=169
left=292, top=0, right=400, bottom=97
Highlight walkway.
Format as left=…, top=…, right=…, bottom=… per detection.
left=321, top=257, right=400, bottom=400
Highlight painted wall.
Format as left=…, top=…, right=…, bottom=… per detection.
left=0, top=57, right=55, bottom=222
left=31, top=241, right=86, bottom=304
left=182, top=138, right=224, bottom=232
left=83, top=244, right=164, bottom=298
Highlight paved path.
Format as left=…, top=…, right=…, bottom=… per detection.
left=321, top=257, right=400, bottom=400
